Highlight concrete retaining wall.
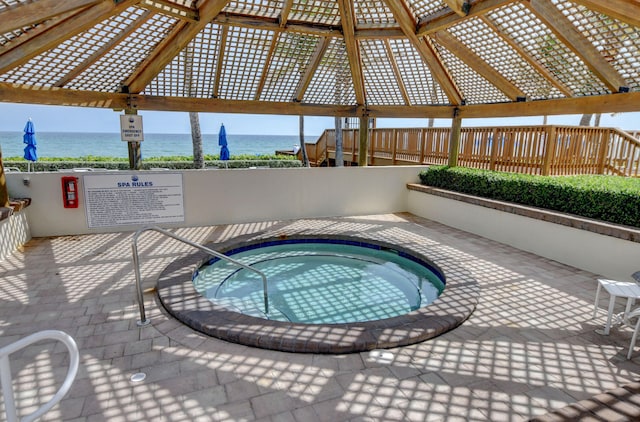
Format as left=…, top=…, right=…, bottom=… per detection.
left=5, top=166, right=426, bottom=237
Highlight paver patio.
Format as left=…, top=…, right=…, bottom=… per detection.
left=1, top=213, right=639, bottom=421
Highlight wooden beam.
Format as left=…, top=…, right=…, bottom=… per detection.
left=433, top=30, right=525, bottom=100
left=383, top=0, right=463, bottom=105
left=458, top=92, right=640, bottom=118
left=479, top=15, right=573, bottom=97
left=337, top=0, right=366, bottom=105
left=527, top=0, right=627, bottom=93
left=54, top=10, right=153, bottom=87
left=140, top=0, right=199, bottom=22
left=294, top=37, right=331, bottom=102
left=126, top=0, right=230, bottom=93
left=0, top=1, right=141, bottom=74
left=2, top=82, right=639, bottom=118
left=0, top=83, right=128, bottom=109
left=0, top=0, right=102, bottom=34
left=418, top=0, right=517, bottom=36
left=383, top=39, right=411, bottom=105
left=570, top=0, right=640, bottom=29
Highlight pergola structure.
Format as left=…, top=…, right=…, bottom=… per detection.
left=1, top=0, right=639, bottom=118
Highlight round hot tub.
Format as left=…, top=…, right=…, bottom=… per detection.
left=157, top=235, right=478, bottom=353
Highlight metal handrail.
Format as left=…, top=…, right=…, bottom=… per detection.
left=131, top=226, right=269, bottom=325
left=1, top=330, right=79, bottom=422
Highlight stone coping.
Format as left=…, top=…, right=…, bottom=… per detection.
left=407, top=184, right=640, bottom=243
left=157, top=230, right=479, bottom=354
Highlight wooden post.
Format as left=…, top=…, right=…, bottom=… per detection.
left=358, top=115, right=368, bottom=167
left=489, top=127, right=500, bottom=170
left=596, top=129, right=611, bottom=175
left=541, top=125, right=557, bottom=176
left=0, top=147, right=9, bottom=207
left=391, top=129, right=397, bottom=164
left=448, top=108, right=462, bottom=167
left=125, top=108, right=142, bottom=170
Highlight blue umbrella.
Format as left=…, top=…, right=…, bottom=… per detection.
left=23, top=118, right=37, bottom=171
left=218, top=124, right=230, bottom=161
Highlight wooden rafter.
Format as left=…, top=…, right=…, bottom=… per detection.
left=212, top=25, right=228, bottom=99
left=294, top=37, right=331, bottom=102
left=126, top=0, right=230, bottom=93
left=479, top=15, right=573, bottom=97
left=417, top=0, right=516, bottom=36
left=140, top=0, right=199, bottom=22
left=0, top=0, right=102, bottom=35
left=570, top=0, right=640, bottom=29
left=383, top=0, right=462, bottom=105
left=337, top=0, right=366, bottom=105
left=279, top=0, right=294, bottom=27
left=441, top=0, right=470, bottom=17
left=526, top=0, right=627, bottom=93
left=433, top=30, right=525, bottom=100
left=54, top=10, right=154, bottom=88
left=255, top=35, right=279, bottom=100
left=0, top=0, right=141, bottom=74
left=383, top=40, right=411, bottom=105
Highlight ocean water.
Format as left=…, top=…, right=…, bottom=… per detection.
left=0, top=132, right=315, bottom=159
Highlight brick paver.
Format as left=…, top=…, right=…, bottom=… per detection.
left=1, top=214, right=639, bottom=421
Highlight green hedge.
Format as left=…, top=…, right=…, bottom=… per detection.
left=419, top=166, right=640, bottom=228
left=3, top=159, right=302, bottom=171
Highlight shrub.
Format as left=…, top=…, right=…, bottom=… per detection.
left=3, top=157, right=302, bottom=171
left=419, top=166, right=640, bottom=228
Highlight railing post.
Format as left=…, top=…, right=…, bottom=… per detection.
left=541, top=125, right=557, bottom=176
left=419, top=128, right=426, bottom=164
left=489, top=127, right=499, bottom=170
left=596, top=129, right=610, bottom=175
left=369, top=127, right=376, bottom=165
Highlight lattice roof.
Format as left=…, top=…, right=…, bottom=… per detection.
left=0, top=0, right=639, bottom=119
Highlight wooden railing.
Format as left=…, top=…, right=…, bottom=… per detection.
left=304, top=125, right=640, bottom=177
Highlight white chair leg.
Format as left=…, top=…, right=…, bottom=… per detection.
left=628, top=316, right=640, bottom=359
left=593, top=282, right=602, bottom=319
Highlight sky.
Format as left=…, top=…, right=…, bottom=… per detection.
left=0, top=102, right=639, bottom=136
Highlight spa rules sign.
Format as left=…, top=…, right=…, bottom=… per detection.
left=83, top=173, right=185, bottom=228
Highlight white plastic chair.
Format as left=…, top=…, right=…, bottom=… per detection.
left=623, top=271, right=640, bottom=359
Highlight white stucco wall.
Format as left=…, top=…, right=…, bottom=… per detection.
left=5, top=166, right=426, bottom=237
left=5, top=168, right=639, bottom=281
left=408, top=190, right=640, bottom=281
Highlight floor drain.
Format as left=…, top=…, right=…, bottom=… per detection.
left=130, top=372, right=146, bottom=382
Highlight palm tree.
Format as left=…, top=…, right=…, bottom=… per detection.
left=190, top=112, right=204, bottom=168
left=184, top=44, right=204, bottom=168
left=299, top=115, right=310, bottom=167
left=579, top=114, right=593, bottom=126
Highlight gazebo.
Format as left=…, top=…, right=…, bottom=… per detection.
left=0, top=0, right=638, bottom=124
left=1, top=0, right=639, bottom=202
